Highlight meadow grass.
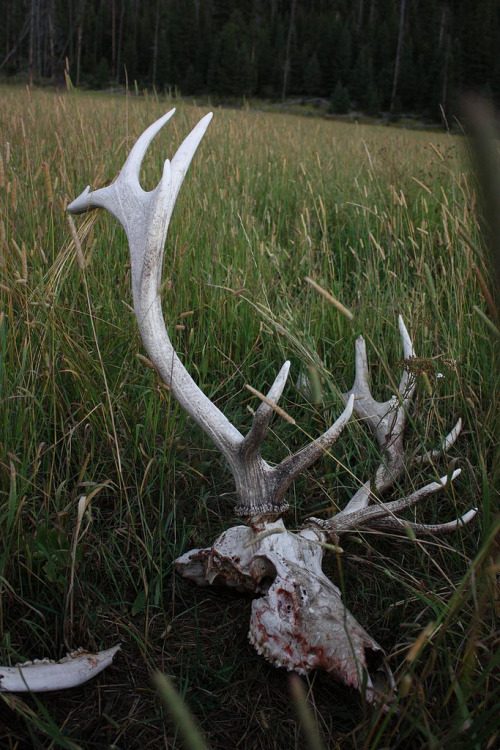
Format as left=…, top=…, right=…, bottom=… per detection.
left=0, top=85, right=497, bottom=749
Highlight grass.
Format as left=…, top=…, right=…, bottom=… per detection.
left=0, top=84, right=498, bottom=749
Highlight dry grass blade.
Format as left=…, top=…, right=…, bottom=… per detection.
left=154, top=673, right=210, bottom=750
left=472, top=262, right=499, bottom=325
left=67, top=214, right=86, bottom=270
left=304, top=276, right=354, bottom=320
left=244, top=383, right=296, bottom=424
left=289, top=675, right=326, bottom=750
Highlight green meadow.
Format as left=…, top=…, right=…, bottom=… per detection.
left=0, top=86, right=497, bottom=749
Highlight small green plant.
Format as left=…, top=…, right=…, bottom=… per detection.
left=32, top=524, right=82, bottom=589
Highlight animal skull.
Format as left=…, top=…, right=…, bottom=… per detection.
left=177, top=519, right=392, bottom=703
left=65, top=111, right=476, bottom=706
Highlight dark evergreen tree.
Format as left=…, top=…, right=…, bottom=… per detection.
left=303, top=52, right=322, bottom=97
left=334, top=20, right=353, bottom=88
left=256, top=24, right=274, bottom=96
left=330, top=80, right=350, bottom=113
left=94, top=55, right=110, bottom=88
left=208, top=11, right=255, bottom=97
left=351, top=43, right=375, bottom=110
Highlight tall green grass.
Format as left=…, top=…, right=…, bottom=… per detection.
left=0, top=85, right=497, bottom=748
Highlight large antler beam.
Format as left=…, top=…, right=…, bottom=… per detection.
left=68, top=111, right=244, bottom=459
left=68, top=111, right=354, bottom=518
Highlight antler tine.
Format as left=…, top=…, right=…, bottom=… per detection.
left=240, top=361, right=291, bottom=459
left=418, top=418, right=463, bottom=465
left=316, top=467, right=477, bottom=538
left=121, top=110, right=177, bottom=183
left=358, top=507, right=478, bottom=536
left=268, top=394, right=354, bottom=498
left=397, top=315, right=415, bottom=395
left=341, top=317, right=416, bottom=514
left=333, top=468, right=462, bottom=532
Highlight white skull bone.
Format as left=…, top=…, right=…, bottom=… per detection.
left=176, top=520, right=393, bottom=704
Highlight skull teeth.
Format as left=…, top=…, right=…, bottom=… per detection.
left=248, top=630, right=307, bottom=674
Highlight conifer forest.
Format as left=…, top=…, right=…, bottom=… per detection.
left=1, top=0, right=499, bottom=119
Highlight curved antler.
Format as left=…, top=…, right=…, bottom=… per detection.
left=310, top=317, right=477, bottom=538
left=68, top=111, right=353, bottom=517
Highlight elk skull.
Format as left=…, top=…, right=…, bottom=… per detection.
left=177, top=519, right=393, bottom=702
left=66, top=111, right=477, bottom=706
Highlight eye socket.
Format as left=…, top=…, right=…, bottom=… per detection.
left=250, top=556, right=277, bottom=590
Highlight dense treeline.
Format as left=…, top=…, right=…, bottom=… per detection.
left=1, top=0, right=498, bottom=118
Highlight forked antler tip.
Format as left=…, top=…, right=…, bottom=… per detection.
left=67, top=110, right=214, bottom=221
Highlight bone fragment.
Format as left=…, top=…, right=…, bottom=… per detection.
left=0, top=645, right=120, bottom=693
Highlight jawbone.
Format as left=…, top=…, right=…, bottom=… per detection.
left=175, top=520, right=394, bottom=706
left=0, top=645, right=120, bottom=693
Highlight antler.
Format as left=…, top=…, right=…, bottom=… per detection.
left=310, top=317, right=477, bottom=538
left=67, top=114, right=478, bottom=706
left=67, top=110, right=354, bottom=518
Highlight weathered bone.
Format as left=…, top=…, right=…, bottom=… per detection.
left=176, top=521, right=394, bottom=704
left=68, top=110, right=354, bottom=517
left=334, top=317, right=465, bottom=519
left=68, top=112, right=477, bottom=706
left=0, top=645, right=120, bottom=692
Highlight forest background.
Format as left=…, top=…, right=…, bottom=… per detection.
left=1, top=0, right=499, bottom=120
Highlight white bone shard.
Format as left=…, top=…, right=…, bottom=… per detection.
left=0, top=645, right=120, bottom=692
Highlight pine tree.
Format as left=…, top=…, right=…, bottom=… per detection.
left=330, top=80, right=350, bottom=113
left=303, top=52, right=322, bottom=96
left=256, top=24, right=274, bottom=96
left=351, top=44, right=375, bottom=110
left=335, top=20, right=353, bottom=86
left=208, top=12, right=256, bottom=97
